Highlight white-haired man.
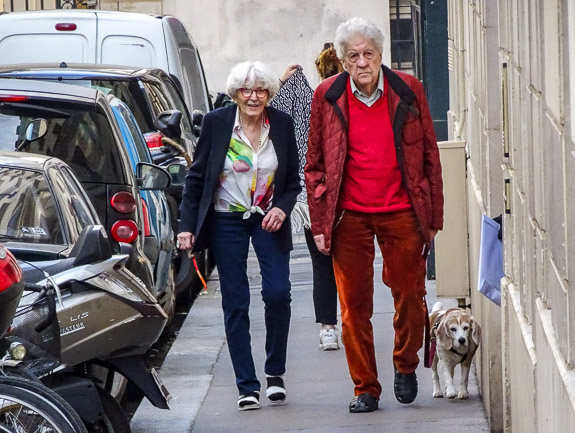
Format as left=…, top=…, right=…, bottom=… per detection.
left=305, top=17, right=444, bottom=413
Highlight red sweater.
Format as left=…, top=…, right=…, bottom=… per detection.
left=338, top=80, right=411, bottom=213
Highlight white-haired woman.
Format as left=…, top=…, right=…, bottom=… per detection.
left=177, top=61, right=301, bottom=411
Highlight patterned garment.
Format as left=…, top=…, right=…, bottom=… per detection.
left=214, top=110, right=278, bottom=218
left=270, top=67, right=314, bottom=230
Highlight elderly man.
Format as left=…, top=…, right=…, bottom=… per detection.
left=305, top=17, right=443, bottom=413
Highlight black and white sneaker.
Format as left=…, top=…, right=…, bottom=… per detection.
left=266, top=376, right=287, bottom=405
left=237, top=391, right=260, bottom=411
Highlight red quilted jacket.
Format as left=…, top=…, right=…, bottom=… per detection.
left=305, top=65, right=444, bottom=252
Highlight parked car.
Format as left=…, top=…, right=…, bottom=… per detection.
left=0, top=10, right=213, bottom=116
left=0, top=64, right=209, bottom=296
left=0, top=152, right=170, bottom=432
left=0, top=78, right=173, bottom=310
left=108, top=96, right=175, bottom=312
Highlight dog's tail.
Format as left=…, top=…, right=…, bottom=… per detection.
left=431, top=301, right=443, bottom=313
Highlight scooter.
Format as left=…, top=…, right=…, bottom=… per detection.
left=5, top=225, right=171, bottom=433
left=0, top=243, right=89, bottom=433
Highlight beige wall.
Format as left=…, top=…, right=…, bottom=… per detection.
left=448, top=0, right=575, bottom=431
left=160, top=0, right=391, bottom=95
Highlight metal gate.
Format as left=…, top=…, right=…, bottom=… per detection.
left=5, top=0, right=96, bottom=11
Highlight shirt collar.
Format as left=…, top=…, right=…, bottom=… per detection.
left=349, top=70, right=384, bottom=100
left=233, top=109, right=270, bottom=130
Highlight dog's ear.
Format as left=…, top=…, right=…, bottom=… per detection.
left=470, top=316, right=482, bottom=345
left=436, top=320, right=453, bottom=350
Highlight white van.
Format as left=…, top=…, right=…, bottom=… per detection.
left=0, top=10, right=212, bottom=114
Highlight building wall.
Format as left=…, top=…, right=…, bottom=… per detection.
left=159, top=0, right=391, bottom=95
left=448, top=0, right=575, bottom=431
left=96, top=0, right=391, bottom=95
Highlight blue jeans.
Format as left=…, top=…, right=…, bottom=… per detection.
left=210, top=212, right=292, bottom=395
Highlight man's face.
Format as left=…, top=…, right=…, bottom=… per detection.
left=341, top=34, right=383, bottom=95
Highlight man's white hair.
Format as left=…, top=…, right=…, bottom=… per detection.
left=226, top=61, right=279, bottom=102
left=334, top=17, right=384, bottom=59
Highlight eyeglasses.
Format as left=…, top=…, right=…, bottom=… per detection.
left=239, top=88, right=268, bottom=99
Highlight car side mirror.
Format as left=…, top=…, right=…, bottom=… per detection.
left=154, top=110, right=182, bottom=139
left=70, top=225, right=113, bottom=266
left=137, top=162, right=171, bottom=190
left=192, top=110, right=204, bottom=137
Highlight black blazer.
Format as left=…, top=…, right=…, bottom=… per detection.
left=179, top=104, right=301, bottom=253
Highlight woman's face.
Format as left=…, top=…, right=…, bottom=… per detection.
left=235, top=82, right=268, bottom=119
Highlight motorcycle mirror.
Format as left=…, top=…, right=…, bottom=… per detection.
left=70, top=225, right=113, bottom=266
left=154, top=110, right=182, bottom=139
left=167, top=162, right=188, bottom=186
left=24, top=118, right=48, bottom=142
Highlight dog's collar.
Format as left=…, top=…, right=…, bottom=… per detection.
left=450, top=347, right=468, bottom=364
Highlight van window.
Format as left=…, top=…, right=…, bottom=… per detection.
left=0, top=35, right=91, bottom=64
left=0, top=101, right=124, bottom=184
left=180, top=47, right=209, bottom=113
left=101, top=36, right=157, bottom=67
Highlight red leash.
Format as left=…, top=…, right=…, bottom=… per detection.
left=423, top=297, right=434, bottom=368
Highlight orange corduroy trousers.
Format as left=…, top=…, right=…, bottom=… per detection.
left=331, top=209, right=427, bottom=399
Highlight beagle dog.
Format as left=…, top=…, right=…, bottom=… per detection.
left=430, top=302, right=481, bottom=399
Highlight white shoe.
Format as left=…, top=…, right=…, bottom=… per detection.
left=319, top=327, right=340, bottom=351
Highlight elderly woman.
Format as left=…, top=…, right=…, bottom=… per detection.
left=177, top=61, right=301, bottom=411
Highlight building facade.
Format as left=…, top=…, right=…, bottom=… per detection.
left=447, top=0, right=575, bottom=431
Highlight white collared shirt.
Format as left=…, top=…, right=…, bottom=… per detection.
left=350, top=72, right=384, bottom=107
left=213, top=109, right=278, bottom=219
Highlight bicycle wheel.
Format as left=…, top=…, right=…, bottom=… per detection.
left=0, top=375, right=87, bottom=433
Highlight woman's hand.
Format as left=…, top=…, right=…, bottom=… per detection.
left=314, top=234, right=330, bottom=255
left=279, top=64, right=299, bottom=85
left=262, top=207, right=287, bottom=232
left=177, top=231, right=195, bottom=250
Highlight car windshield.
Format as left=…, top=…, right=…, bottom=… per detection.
left=0, top=167, right=63, bottom=244
left=0, top=100, right=124, bottom=183
left=63, top=79, right=154, bottom=134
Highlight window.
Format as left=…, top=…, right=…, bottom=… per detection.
left=0, top=168, right=63, bottom=244
left=390, top=0, right=416, bottom=74
left=0, top=101, right=124, bottom=184
left=161, top=78, right=194, bottom=137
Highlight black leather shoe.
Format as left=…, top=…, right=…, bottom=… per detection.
left=349, top=393, right=379, bottom=413
left=394, top=369, right=418, bottom=404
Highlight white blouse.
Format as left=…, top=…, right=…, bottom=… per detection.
left=213, top=109, right=278, bottom=219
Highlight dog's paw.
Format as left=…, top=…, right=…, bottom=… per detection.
left=445, top=388, right=457, bottom=399
left=433, top=391, right=444, bottom=398
left=458, top=391, right=469, bottom=400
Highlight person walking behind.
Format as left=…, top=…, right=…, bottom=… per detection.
left=305, top=17, right=444, bottom=413
left=272, top=43, right=344, bottom=351
left=177, top=61, right=301, bottom=411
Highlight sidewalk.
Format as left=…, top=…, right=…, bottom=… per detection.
left=131, top=236, right=490, bottom=433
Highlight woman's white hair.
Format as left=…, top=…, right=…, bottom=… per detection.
left=334, top=17, right=384, bottom=60
left=226, top=61, right=279, bottom=102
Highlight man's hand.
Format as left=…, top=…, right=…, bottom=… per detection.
left=262, top=207, right=286, bottom=232
left=177, top=231, right=195, bottom=250
left=430, top=229, right=438, bottom=240
left=314, top=234, right=330, bottom=255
